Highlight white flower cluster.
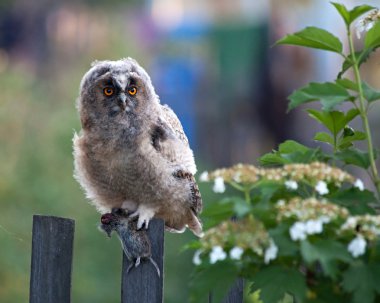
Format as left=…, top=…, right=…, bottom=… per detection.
left=264, top=240, right=278, bottom=264
left=199, top=162, right=357, bottom=194
left=315, top=180, right=329, bottom=195
left=356, top=8, right=380, bottom=39
left=285, top=180, right=298, bottom=190
left=289, top=217, right=329, bottom=241
left=347, top=235, right=367, bottom=258
left=209, top=246, right=227, bottom=264
left=212, top=176, right=226, bottom=193
left=276, top=197, right=349, bottom=223
left=354, top=179, right=365, bottom=191
left=193, top=242, right=278, bottom=266
left=340, top=215, right=380, bottom=241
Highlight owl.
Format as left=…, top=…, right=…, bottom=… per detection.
left=73, top=58, right=203, bottom=237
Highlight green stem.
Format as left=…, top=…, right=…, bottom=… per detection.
left=348, top=30, right=380, bottom=195
left=229, top=181, right=245, bottom=192
left=244, top=188, right=251, bottom=203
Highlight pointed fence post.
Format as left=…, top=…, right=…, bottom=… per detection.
left=29, top=215, right=75, bottom=303
left=121, top=218, right=165, bottom=303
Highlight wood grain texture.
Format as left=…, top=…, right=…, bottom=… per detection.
left=121, top=219, right=164, bottom=303
left=29, top=215, right=75, bottom=303
left=209, top=279, right=244, bottom=303
left=221, top=279, right=244, bottom=303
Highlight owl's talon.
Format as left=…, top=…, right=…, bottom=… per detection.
left=130, top=205, right=155, bottom=230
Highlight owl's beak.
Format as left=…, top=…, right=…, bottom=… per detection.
left=119, top=93, right=127, bottom=110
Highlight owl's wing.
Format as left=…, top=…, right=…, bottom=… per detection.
left=151, top=106, right=203, bottom=230
left=160, top=104, right=189, bottom=147
left=173, top=170, right=203, bottom=215
left=152, top=104, right=196, bottom=174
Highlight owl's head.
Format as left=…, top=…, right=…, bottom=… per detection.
left=77, top=58, right=158, bottom=130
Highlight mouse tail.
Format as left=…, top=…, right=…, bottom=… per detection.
left=149, top=257, right=161, bottom=277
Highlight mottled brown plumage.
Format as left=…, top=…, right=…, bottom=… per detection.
left=73, top=58, right=203, bottom=236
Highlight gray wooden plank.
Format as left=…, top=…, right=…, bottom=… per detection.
left=29, top=215, right=75, bottom=303
left=222, top=279, right=244, bottom=303
left=121, top=219, right=164, bottom=303
left=209, top=279, right=244, bottom=303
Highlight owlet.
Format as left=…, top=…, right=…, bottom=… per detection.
left=73, top=58, right=203, bottom=237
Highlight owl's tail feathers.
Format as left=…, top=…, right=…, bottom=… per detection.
left=188, top=213, right=204, bottom=238
left=149, top=257, right=161, bottom=277
left=165, top=225, right=186, bottom=233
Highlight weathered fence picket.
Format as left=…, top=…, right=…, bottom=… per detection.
left=29, top=215, right=243, bottom=303
left=29, top=215, right=75, bottom=303
left=121, top=219, right=164, bottom=303
left=221, top=279, right=244, bottom=303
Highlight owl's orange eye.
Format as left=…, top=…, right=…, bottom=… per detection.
left=103, top=87, right=114, bottom=96
left=128, top=87, right=137, bottom=96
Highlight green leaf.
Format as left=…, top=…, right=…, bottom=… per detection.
left=259, top=140, right=329, bottom=166
left=331, top=3, right=374, bottom=28
left=269, top=225, right=298, bottom=257
left=365, top=21, right=380, bottom=49
left=281, top=149, right=327, bottom=164
left=336, top=78, right=358, bottom=91
left=251, top=265, right=307, bottom=303
left=233, top=198, right=253, bottom=217
left=338, top=131, right=366, bottom=149
left=289, top=82, right=350, bottom=111
left=314, top=132, right=334, bottom=145
left=331, top=2, right=350, bottom=26
left=276, top=26, right=343, bottom=54
left=349, top=5, right=376, bottom=25
left=338, top=49, right=375, bottom=78
left=328, top=188, right=376, bottom=215
left=300, top=239, right=352, bottom=279
left=201, top=198, right=235, bottom=228
left=259, top=140, right=309, bottom=166
left=335, top=148, right=371, bottom=169
left=342, top=262, right=380, bottom=303
left=362, top=82, right=380, bottom=102
left=278, top=140, right=309, bottom=153
left=259, top=153, right=289, bottom=166
left=307, top=109, right=359, bottom=137
left=201, top=197, right=252, bottom=228
left=256, top=180, right=283, bottom=202
left=344, top=108, right=361, bottom=124
left=190, top=261, right=238, bottom=303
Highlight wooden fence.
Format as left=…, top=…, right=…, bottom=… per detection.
left=29, top=215, right=243, bottom=303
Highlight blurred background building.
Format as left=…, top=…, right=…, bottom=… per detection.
left=1, top=0, right=380, bottom=302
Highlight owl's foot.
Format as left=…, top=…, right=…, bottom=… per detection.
left=130, top=205, right=156, bottom=229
